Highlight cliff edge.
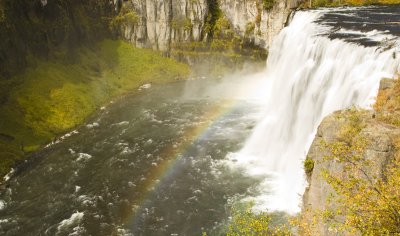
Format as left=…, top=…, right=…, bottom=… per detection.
left=301, top=78, right=400, bottom=235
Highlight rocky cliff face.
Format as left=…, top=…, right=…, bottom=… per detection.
left=219, top=0, right=298, bottom=48
left=0, top=0, right=300, bottom=77
left=119, top=0, right=300, bottom=51
left=302, top=79, right=400, bottom=235
left=121, top=0, right=209, bottom=51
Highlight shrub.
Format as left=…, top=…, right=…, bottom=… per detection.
left=374, top=77, right=400, bottom=126
left=0, top=4, right=5, bottom=22
left=320, top=111, right=400, bottom=234
left=227, top=203, right=272, bottom=235
left=172, top=17, right=193, bottom=31
left=214, top=16, right=233, bottom=39
left=263, top=0, right=275, bottom=10
left=224, top=202, right=291, bottom=236
left=303, top=157, right=314, bottom=175
left=245, top=22, right=256, bottom=36
left=109, top=4, right=138, bottom=31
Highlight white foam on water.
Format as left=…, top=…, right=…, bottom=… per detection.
left=76, top=153, right=92, bottom=162
left=75, top=186, right=81, bottom=193
left=68, top=148, right=76, bottom=155
left=0, top=218, right=9, bottom=224
left=112, top=121, right=130, bottom=126
left=57, top=211, right=84, bottom=233
left=77, top=195, right=95, bottom=207
left=68, top=226, right=86, bottom=236
left=3, top=168, right=14, bottom=182
left=86, top=122, right=100, bottom=129
left=0, top=200, right=6, bottom=210
left=335, top=28, right=398, bottom=42
left=138, top=83, right=152, bottom=90
left=44, top=130, right=79, bottom=148
left=117, top=227, right=133, bottom=236
left=227, top=10, right=399, bottom=214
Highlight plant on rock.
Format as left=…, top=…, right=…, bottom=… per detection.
left=321, top=111, right=400, bottom=235
left=262, top=0, right=275, bottom=10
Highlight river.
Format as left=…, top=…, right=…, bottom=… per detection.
left=0, top=5, right=399, bottom=236
left=0, top=73, right=271, bottom=235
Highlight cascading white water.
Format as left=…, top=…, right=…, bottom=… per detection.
left=229, top=10, right=400, bottom=214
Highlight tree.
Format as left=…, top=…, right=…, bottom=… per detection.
left=321, top=111, right=400, bottom=235
left=226, top=202, right=292, bottom=236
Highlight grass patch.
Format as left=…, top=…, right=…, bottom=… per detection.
left=0, top=39, right=190, bottom=178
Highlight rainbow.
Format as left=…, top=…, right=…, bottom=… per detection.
left=122, top=99, right=238, bottom=230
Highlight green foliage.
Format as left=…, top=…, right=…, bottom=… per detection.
left=0, top=3, right=5, bottom=23
left=337, top=108, right=365, bottom=144
left=0, top=141, right=24, bottom=177
left=172, top=17, right=193, bottom=31
left=255, top=3, right=262, bottom=25
left=192, top=0, right=266, bottom=75
left=203, top=0, right=225, bottom=39
left=170, top=40, right=267, bottom=78
left=227, top=203, right=272, bottom=235
left=303, top=157, right=314, bottom=175
left=245, top=22, right=256, bottom=36
left=374, top=78, right=400, bottom=126
left=224, top=202, right=292, bottom=236
left=290, top=209, right=319, bottom=236
left=124, top=12, right=139, bottom=25
left=213, top=16, right=234, bottom=39
left=210, top=39, right=231, bottom=51
left=177, top=0, right=240, bottom=33
left=110, top=5, right=139, bottom=31
left=320, top=110, right=400, bottom=235
left=262, top=0, right=275, bottom=10
left=311, top=0, right=334, bottom=7
left=0, top=39, right=189, bottom=178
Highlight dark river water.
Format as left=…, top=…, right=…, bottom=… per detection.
left=0, top=75, right=267, bottom=235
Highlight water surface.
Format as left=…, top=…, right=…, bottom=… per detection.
left=0, top=75, right=267, bottom=235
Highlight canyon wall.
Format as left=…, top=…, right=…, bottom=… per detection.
left=120, top=0, right=209, bottom=51
left=0, top=0, right=302, bottom=78
left=219, top=0, right=299, bottom=48
left=118, top=0, right=301, bottom=51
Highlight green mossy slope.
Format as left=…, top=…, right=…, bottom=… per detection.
left=0, top=39, right=190, bottom=177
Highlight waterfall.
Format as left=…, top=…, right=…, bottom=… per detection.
left=229, top=10, right=400, bottom=214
